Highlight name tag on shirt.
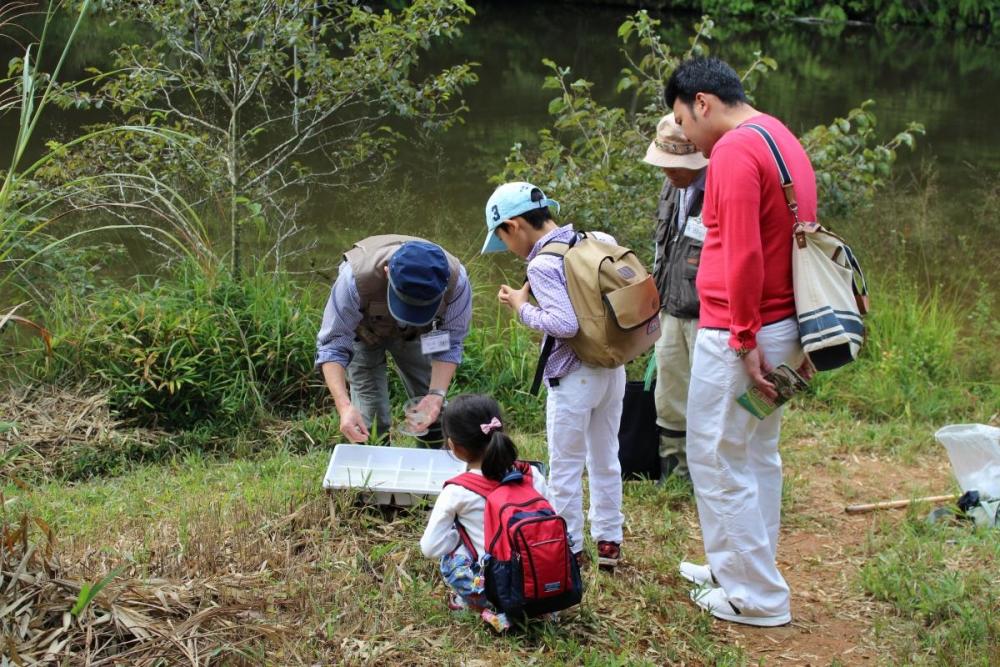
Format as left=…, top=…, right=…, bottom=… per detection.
left=683, top=215, right=707, bottom=243
left=421, top=330, right=451, bottom=355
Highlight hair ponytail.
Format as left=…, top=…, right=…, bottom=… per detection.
left=481, top=430, right=518, bottom=482
left=441, top=394, right=518, bottom=481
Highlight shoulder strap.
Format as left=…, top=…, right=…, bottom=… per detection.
left=509, top=460, right=535, bottom=482
left=444, top=472, right=499, bottom=498
left=527, top=235, right=577, bottom=397
left=444, top=472, right=500, bottom=563
left=454, top=519, right=478, bottom=562
left=536, top=230, right=584, bottom=258
left=746, top=123, right=868, bottom=313
left=445, top=466, right=533, bottom=562
left=743, top=123, right=801, bottom=226
left=529, top=334, right=555, bottom=396
left=744, top=124, right=792, bottom=185
left=536, top=237, right=572, bottom=260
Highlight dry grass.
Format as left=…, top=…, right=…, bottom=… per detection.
left=0, top=383, right=164, bottom=480
left=1, top=512, right=282, bottom=666
left=3, top=450, right=737, bottom=665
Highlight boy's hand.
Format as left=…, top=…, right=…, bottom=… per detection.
left=498, top=283, right=530, bottom=312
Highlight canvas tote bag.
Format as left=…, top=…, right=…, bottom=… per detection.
left=745, top=124, right=869, bottom=371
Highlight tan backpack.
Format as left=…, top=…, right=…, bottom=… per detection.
left=530, top=232, right=661, bottom=394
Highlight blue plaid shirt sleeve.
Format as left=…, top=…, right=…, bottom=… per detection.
left=435, top=265, right=473, bottom=365
left=315, top=262, right=363, bottom=369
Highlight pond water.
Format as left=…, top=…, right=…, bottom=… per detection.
left=6, top=2, right=1000, bottom=291
left=311, top=1, right=1000, bottom=295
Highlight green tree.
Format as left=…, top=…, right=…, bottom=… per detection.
left=495, top=11, right=922, bottom=258
left=58, top=0, right=478, bottom=273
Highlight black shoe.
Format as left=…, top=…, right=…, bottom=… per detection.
left=657, top=455, right=679, bottom=486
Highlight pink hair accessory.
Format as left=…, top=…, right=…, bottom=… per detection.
left=480, top=417, right=502, bottom=435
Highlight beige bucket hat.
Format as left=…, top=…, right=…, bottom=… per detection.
left=642, top=113, right=709, bottom=170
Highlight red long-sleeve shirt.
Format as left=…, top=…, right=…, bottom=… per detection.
left=696, top=114, right=817, bottom=351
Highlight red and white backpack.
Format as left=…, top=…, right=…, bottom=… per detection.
left=445, top=461, right=583, bottom=618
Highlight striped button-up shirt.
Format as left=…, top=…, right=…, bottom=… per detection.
left=519, top=225, right=616, bottom=383
left=315, top=261, right=473, bottom=368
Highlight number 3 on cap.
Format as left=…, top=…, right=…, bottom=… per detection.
left=491, top=205, right=500, bottom=222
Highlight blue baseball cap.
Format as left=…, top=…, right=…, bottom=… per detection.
left=481, top=181, right=561, bottom=254
left=387, top=241, right=450, bottom=327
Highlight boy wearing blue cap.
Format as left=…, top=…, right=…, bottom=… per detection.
left=316, top=236, right=473, bottom=447
left=481, top=183, right=626, bottom=571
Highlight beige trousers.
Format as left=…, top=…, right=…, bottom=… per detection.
left=653, top=312, right=698, bottom=470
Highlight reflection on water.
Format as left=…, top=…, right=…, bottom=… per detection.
left=4, top=2, right=999, bottom=289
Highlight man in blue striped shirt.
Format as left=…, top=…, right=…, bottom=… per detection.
left=315, top=235, right=473, bottom=447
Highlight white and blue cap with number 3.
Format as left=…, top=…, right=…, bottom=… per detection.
left=481, top=181, right=561, bottom=254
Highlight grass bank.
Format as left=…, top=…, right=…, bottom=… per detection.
left=4, top=260, right=994, bottom=481
left=4, top=406, right=993, bottom=664
left=3, top=434, right=744, bottom=665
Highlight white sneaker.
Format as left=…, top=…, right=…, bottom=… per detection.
left=689, top=587, right=791, bottom=627
left=679, top=561, right=717, bottom=587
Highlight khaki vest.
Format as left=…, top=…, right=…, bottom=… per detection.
left=653, top=178, right=704, bottom=319
left=344, top=234, right=461, bottom=346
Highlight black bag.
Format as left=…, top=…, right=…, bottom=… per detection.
left=617, top=380, right=660, bottom=480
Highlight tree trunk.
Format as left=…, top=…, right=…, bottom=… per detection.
left=229, top=108, right=240, bottom=277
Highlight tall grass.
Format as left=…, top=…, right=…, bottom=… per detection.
left=808, top=284, right=999, bottom=424
left=0, top=0, right=216, bottom=313
left=452, top=303, right=545, bottom=432
left=40, top=260, right=322, bottom=431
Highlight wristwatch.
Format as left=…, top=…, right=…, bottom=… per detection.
left=734, top=346, right=753, bottom=359
left=427, top=388, right=447, bottom=400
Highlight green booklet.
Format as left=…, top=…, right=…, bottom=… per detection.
left=736, top=363, right=809, bottom=420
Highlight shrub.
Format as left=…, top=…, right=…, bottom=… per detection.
left=42, top=262, right=322, bottom=430
left=494, top=12, right=922, bottom=258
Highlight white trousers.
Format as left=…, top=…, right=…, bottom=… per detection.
left=686, top=318, right=803, bottom=616
left=545, top=364, right=626, bottom=551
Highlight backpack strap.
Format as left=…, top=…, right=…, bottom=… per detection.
left=527, top=235, right=579, bottom=396
left=511, top=460, right=534, bottom=480
left=444, top=472, right=500, bottom=563
left=443, top=467, right=533, bottom=561
left=454, top=519, right=479, bottom=562
left=529, top=334, right=555, bottom=397
left=444, top=471, right=499, bottom=497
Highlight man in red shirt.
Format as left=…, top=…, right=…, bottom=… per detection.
left=665, top=57, right=814, bottom=627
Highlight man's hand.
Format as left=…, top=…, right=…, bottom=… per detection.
left=409, top=393, right=445, bottom=432
left=796, top=356, right=816, bottom=382
left=338, top=404, right=370, bottom=443
left=741, top=347, right=777, bottom=400
left=498, top=283, right=530, bottom=313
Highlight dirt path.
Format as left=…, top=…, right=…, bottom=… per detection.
left=716, top=448, right=954, bottom=665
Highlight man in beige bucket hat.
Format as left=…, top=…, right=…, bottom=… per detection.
left=643, top=112, right=708, bottom=485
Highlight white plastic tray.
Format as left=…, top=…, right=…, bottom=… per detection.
left=322, top=444, right=466, bottom=506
